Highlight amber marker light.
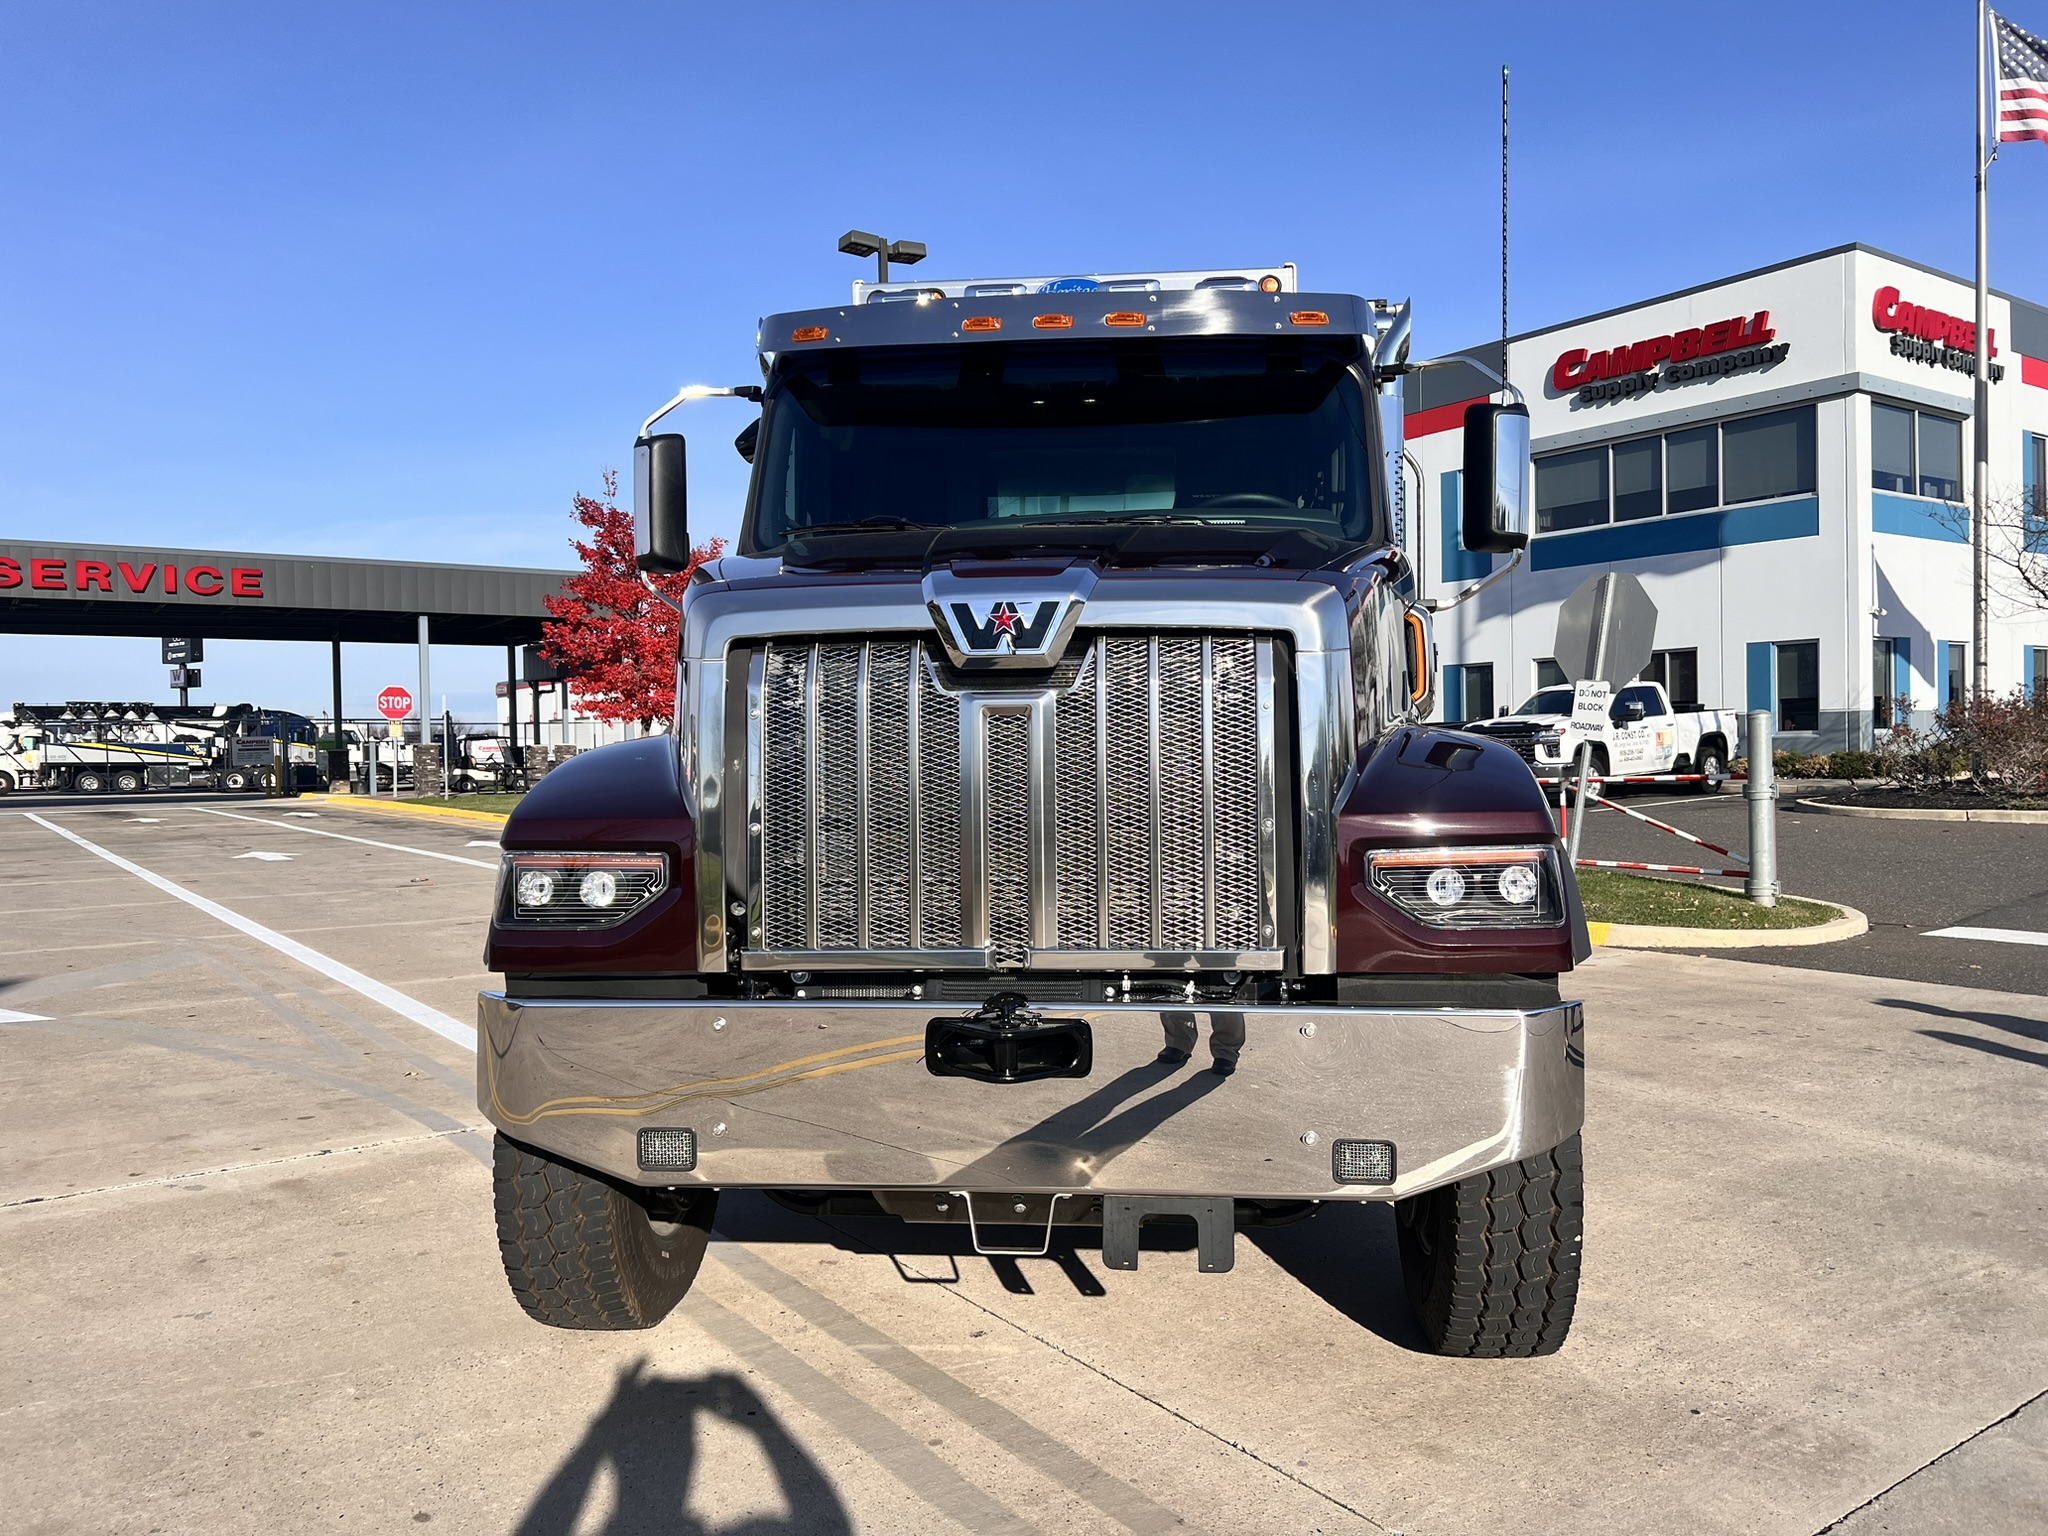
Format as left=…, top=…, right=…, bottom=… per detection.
left=1102, top=312, right=1147, bottom=328
left=791, top=326, right=829, bottom=342
left=1289, top=310, right=1330, bottom=327
left=962, top=315, right=1002, bottom=332
left=1032, top=313, right=1074, bottom=330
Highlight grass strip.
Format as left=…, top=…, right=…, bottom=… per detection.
left=1577, top=870, right=1839, bottom=930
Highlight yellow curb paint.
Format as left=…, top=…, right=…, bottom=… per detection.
left=300, top=794, right=511, bottom=827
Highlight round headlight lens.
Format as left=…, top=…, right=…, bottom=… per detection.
left=516, top=870, right=554, bottom=908
left=1424, top=867, right=1467, bottom=907
left=1498, top=864, right=1540, bottom=906
left=579, top=869, right=619, bottom=908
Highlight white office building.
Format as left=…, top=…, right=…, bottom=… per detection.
left=1403, top=243, right=2048, bottom=749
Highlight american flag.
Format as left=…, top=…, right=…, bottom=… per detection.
left=1997, top=11, right=2048, bottom=145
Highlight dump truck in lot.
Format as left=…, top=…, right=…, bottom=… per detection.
left=480, top=264, right=1590, bottom=1356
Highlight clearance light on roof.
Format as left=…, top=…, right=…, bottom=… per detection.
left=791, top=325, right=829, bottom=343
left=1103, top=312, right=1147, bottom=328
left=1290, top=310, right=1330, bottom=327
left=962, top=315, right=1002, bottom=332
left=1032, top=313, right=1074, bottom=330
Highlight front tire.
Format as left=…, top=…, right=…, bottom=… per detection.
left=493, top=1134, right=717, bottom=1330
left=1395, top=1133, right=1583, bottom=1357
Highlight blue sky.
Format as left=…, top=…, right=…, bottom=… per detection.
left=3, top=1, right=2043, bottom=719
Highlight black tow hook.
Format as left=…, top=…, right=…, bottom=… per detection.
left=925, top=991, right=1093, bottom=1084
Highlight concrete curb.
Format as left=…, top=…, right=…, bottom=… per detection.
left=1799, top=797, right=2048, bottom=825
left=299, top=793, right=512, bottom=828
left=1588, top=899, right=1868, bottom=950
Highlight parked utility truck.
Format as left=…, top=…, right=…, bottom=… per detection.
left=481, top=264, right=1590, bottom=1357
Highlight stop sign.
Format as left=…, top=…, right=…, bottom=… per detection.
left=376, top=686, right=415, bottom=721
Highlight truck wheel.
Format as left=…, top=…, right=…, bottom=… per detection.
left=1693, top=744, right=1727, bottom=795
left=114, top=770, right=144, bottom=793
left=1395, top=1133, right=1582, bottom=1358
left=75, top=771, right=107, bottom=793
left=492, top=1134, right=717, bottom=1330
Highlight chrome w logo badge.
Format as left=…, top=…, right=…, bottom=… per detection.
left=922, top=566, right=1098, bottom=670
left=950, top=599, right=1061, bottom=654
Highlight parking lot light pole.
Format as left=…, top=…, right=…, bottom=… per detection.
left=1744, top=709, right=1778, bottom=908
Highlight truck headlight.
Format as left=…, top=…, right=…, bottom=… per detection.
left=1365, top=846, right=1564, bottom=929
left=499, top=852, right=668, bottom=927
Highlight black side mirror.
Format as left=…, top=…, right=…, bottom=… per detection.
left=1461, top=402, right=1532, bottom=554
left=633, top=433, right=689, bottom=573
left=733, top=419, right=760, bottom=464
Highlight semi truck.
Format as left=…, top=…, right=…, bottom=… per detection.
left=0, top=702, right=323, bottom=793
left=480, top=264, right=1590, bottom=1357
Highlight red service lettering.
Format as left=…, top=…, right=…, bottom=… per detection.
left=230, top=566, right=263, bottom=597
left=119, top=561, right=157, bottom=592
left=186, top=565, right=224, bottom=596
left=31, top=558, right=67, bottom=590
left=0, top=557, right=19, bottom=589
left=74, top=560, right=113, bottom=592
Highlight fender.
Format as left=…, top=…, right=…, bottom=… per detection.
left=486, top=737, right=700, bottom=976
left=1335, top=725, right=1590, bottom=974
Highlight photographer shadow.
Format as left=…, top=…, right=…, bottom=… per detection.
left=515, top=1357, right=852, bottom=1536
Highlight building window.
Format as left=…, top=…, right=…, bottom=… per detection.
left=1535, top=447, right=1608, bottom=532
left=1533, top=404, right=1814, bottom=532
left=1777, top=641, right=1820, bottom=733
left=1666, top=425, right=1720, bottom=514
left=1723, top=406, right=1818, bottom=506
left=1611, top=437, right=1663, bottom=522
left=1646, top=647, right=1699, bottom=706
left=1871, top=402, right=1915, bottom=494
left=1535, top=657, right=1567, bottom=690
left=1873, top=638, right=1899, bottom=729
left=1870, top=401, right=1966, bottom=503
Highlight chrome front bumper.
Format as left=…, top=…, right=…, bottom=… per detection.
left=477, top=994, right=1584, bottom=1202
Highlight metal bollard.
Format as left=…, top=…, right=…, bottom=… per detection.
left=1744, top=708, right=1778, bottom=908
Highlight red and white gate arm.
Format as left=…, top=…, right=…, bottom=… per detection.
left=1585, top=791, right=1749, bottom=865
left=1573, top=857, right=1750, bottom=877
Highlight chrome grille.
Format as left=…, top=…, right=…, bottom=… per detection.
left=747, top=633, right=1279, bottom=968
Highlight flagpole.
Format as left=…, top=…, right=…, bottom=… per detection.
left=1973, top=0, right=1991, bottom=699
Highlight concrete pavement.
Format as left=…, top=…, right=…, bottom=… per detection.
left=4, top=800, right=2046, bottom=1534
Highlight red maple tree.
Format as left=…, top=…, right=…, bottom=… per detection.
left=539, top=469, right=724, bottom=730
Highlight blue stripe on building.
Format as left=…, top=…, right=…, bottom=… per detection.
left=1530, top=496, right=1821, bottom=571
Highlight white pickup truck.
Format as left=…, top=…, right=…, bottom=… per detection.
left=1461, top=681, right=1737, bottom=792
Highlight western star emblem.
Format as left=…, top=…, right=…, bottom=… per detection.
left=923, top=567, right=1098, bottom=670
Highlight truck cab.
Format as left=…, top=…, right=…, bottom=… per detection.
left=480, top=265, right=1589, bottom=1356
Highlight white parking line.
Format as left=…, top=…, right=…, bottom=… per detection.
left=187, top=805, right=497, bottom=870
left=25, top=813, right=477, bottom=1052
left=1923, top=925, right=2048, bottom=948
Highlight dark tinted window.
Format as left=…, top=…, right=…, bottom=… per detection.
left=1535, top=447, right=1608, bottom=532
left=1872, top=402, right=1914, bottom=494
left=1612, top=437, right=1663, bottom=522
left=1723, top=406, right=1816, bottom=505
left=1666, top=425, right=1719, bottom=514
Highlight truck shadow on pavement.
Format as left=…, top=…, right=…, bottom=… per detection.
left=1875, top=997, right=2048, bottom=1070
left=514, top=1357, right=852, bottom=1536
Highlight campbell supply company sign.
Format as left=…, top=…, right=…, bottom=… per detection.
left=1551, top=311, right=1790, bottom=405
left=0, top=553, right=265, bottom=598
left=1870, top=286, right=2005, bottom=383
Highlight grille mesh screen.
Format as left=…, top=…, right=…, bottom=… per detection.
left=754, top=634, right=1272, bottom=958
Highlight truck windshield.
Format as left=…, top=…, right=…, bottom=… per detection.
left=743, top=337, right=1378, bottom=554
